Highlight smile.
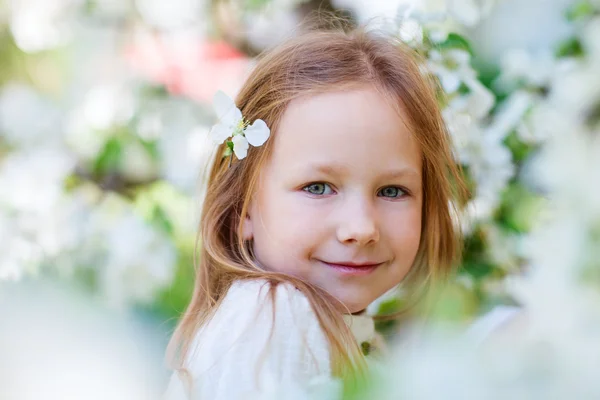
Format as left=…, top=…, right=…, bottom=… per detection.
left=319, top=260, right=383, bottom=276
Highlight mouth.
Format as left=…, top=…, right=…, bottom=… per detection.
left=319, top=260, right=383, bottom=276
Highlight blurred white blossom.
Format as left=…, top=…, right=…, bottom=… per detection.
left=89, top=0, right=135, bottom=19
left=0, top=282, right=165, bottom=399
left=332, top=0, right=407, bottom=24
left=365, top=6, right=600, bottom=399
left=135, top=0, right=206, bottom=30
left=6, top=0, right=81, bottom=52
left=120, top=139, right=159, bottom=182
left=84, top=193, right=177, bottom=307
left=497, top=49, right=558, bottom=88
left=83, top=83, right=136, bottom=131
left=583, top=17, right=600, bottom=61
left=0, top=150, right=88, bottom=280
left=434, top=52, right=513, bottom=226
left=0, top=147, right=76, bottom=213
left=142, top=98, right=215, bottom=192
left=0, top=152, right=177, bottom=307
left=445, top=0, right=496, bottom=27
left=483, top=223, right=524, bottom=271
left=488, top=90, right=539, bottom=143
left=64, top=82, right=137, bottom=160
left=427, top=49, right=474, bottom=93
left=244, top=6, right=301, bottom=50
left=0, top=83, right=64, bottom=147
left=245, top=375, right=342, bottom=400
left=159, top=125, right=214, bottom=192
left=468, top=0, right=574, bottom=64
left=0, top=216, right=35, bottom=281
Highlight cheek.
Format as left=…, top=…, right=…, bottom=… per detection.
left=252, top=193, right=328, bottom=267
left=260, top=193, right=323, bottom=236
left=384, top=206, right=422, bottom=254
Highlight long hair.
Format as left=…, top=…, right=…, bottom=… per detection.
left=167, top=24, right=467, bottom=382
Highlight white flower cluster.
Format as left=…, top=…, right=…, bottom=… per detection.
left=0, top=81, right=182, bottom=309
left=0, top=146, right=177, bottom=308
left=0, top=282, right=165, bottom=399
left=361, top=2, right=600, bottom=399
left=210, top=90, right=271, bottom=160
left=395, top=6, right=515, bottom=230
left=0, top=0, right=226, bottom=307
left=0, top=147, right=78, bottom=281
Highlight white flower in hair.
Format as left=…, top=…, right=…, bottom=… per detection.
left=210, top=90, right=270, bottom=160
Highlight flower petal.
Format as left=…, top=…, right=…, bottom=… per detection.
left=210, top=122, right=232, bottom=144
left=448, top=0, right=481, bottom=27
left=342, top=314, right=375, bottom=344
left=213, top=90, right=235, bottom=118
left=213, top=90, right=242, bottom=126
left=244, top=119, right=270, bottom=147
left=463, top=77, right=495, bottom=120
left=232, top=134, right=249, bottom=159
left=439, top=70, right=461, bottom=93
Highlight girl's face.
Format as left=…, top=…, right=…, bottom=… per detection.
left=243, top=86, right=423, bottom=313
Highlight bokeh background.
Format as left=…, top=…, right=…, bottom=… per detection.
left=1, top=0, right=599, bottom=398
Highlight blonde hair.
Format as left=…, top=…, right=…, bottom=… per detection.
left=167, top=24, right=467, bottom=383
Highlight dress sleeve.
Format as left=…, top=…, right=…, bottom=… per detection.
left=163, top=280, right=338, bottom=400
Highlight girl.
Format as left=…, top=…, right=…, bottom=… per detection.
left=164, top=25, right=467, bottom=399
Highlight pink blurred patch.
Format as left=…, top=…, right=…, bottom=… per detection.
left=124, top=32, right=251, bottom=104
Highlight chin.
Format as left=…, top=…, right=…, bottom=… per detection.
left=317, top=285, right=375, bottom=314
left=337, top=296, right=371, bottom=314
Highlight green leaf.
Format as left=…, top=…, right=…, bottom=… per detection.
left=151, top=205, right=175, bottom=236
left=360, top=341, right=371, bottom=356
left=139, top=138, right=160, bottom=161
left=63, top=173, right=83, bottom=192
left=342, top=368, right=378, bottom=400
left=140, top=84, right=170, bottom=98
left=245, top=0, right=271, bottom=10
left=437, top=33, right=474, bottom=56
left=457, top=82, right=471, bottom=95
left=565, top=0, right=595, bottom=21
left=586, top=100, right=600, bottom=127
left=503, top=130, right=534, bottom=164
left=461, top=229, right=498, bottom=279
left=149, top=243, right=196, bottom=322
left=497, top=182, right=545, bottom=233
left=428, top=282, right=478, bottom=321
left=376, top=297, right=402, bottom=316
left=462, top=260, right=495, bottom=279
left=555, top=37, right=584, bottom=58
left=93, top=137, right=122, bottom=176
left=83, top=0, right=98, bottom=14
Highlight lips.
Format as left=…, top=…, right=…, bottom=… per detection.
left=319, top=260, right=383, bottom=276
left=327, top=262, right=381, bottom=268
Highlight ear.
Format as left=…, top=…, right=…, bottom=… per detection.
left=242, top=209, right=254, bottom=241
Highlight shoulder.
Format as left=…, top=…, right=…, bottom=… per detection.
left=212, top=279, right=325, bottom=337
left=170, top=279, right=332, bottom=399
left=217, top=279, right=329, bottom=351
left=222, top=279, right=316, bottom=315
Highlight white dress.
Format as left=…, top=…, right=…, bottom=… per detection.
left=163, top=279, right=518, bottom=399
left=163, top=280, right=342, bottom=400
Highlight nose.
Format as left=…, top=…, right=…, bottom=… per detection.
left=336, top=195, right=380, bottom=246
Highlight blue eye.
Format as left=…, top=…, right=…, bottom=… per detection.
left=303, top=183, right=334, bottom=196
left=378, top=186, right=407, bottom=198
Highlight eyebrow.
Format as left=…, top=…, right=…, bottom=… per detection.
left=302, top=162, right=421, bottom=179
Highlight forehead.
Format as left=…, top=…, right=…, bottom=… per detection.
left=265, top=86, right=422, bottom=178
